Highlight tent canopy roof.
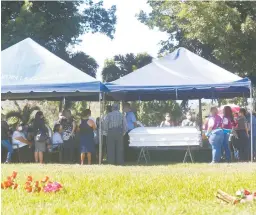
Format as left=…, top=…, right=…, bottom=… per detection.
left=106, top=47, right=250, bottom=101
left=1, top=38, right=106, bottom=100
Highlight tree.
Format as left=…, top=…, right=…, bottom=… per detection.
left=69, top=52, right=98, bottom=78
left=102, top=53, right=153, bottom=82
left=5, top=103, right=40, bottom=126
left=138, top=1, right=256, bottom=79
left=1, top=0, right=116, bottom=77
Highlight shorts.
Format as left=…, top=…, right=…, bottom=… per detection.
left=35, top=141, right=47, bottom=152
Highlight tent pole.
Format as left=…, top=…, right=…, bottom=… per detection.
left=99, top=92, right=103, bottom=165
left=198, top=99, right=203, bottom=135
left=250, top=83, right=253, bottom=162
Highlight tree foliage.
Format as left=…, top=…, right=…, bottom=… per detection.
left=102, top=53, right=153, bottom=82
left=1, top=0, right=116, bottom=77
left=5, top=103, right=40, bottom=126
left=138, top=1, right=256, bottom=78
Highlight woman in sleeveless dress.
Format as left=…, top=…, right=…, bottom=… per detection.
left=79, top=109, right=96, bottom=165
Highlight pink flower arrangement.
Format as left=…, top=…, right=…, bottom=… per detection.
left=43, top=182, right=63, bottom=193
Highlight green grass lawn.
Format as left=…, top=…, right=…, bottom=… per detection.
left=1, top=163, right=256, bottom=215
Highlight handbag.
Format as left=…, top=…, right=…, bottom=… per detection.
left=35, top=130, right=48, bottom=142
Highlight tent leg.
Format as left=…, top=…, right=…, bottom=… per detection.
left=198, top=99, right=203, bottom=135
left=250, top=83, right=253, bottom=162
left=99, top=93, right=103, bottom=165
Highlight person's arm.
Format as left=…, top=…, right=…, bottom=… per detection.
left=206, top=118, right=214, bottom=137
left=103, top=115, right=109, bottom=135
left=123, top=116, right=128, bottom=135
left=131, top=113, right=137, bottom=127
left=160, top=121, right=164, bottom=127
left=71, top=121, right=76, bottom=136
left=14, top=137, right=32, bottom=145
left=88, top=119, right=96, bottom=131
left=245, top=120, right=249, bottom=136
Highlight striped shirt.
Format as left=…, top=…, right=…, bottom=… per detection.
left=103, top=111, right=127, bottom=134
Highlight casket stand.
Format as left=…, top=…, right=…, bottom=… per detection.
left=129, top=127, right=202, bottom=164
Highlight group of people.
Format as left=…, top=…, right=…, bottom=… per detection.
left=2, top=104, right=255, bottom=165
left=1, top=102, right=138, bottom=165
left=205, top=106, right=256, bottom=163
left=160, top=112, right=196, bottom=127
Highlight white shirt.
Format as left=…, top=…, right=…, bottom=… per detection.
left=52, top=132, right=63, bottom=145
left=12, top=131, right=27, bottom=149
left=208, top=118, right=215, bottom=128
left=222, top=117, right=229, bottom=125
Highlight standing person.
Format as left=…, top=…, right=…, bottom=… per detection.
left=221, top=106, right=234, bottom=162
left=102, top=105, right=112, bottom=161
left=181, top=113, right=195, bottom=127
left=205, top=107, right=224, bottom=164
left=60, top=109, right=76, bottom=163
left=79, top=109, right=96, bottom=165
left=160, top=113, right=175, bottom=127
left=33, top=111, right=49, bottom=164
left=1, top=116, right=13, bottom=163
left=234, top=108, right=249, bottom=161
left=104, top=103, right=127, bottom=165
left=123, top=103, right=137, bottom=162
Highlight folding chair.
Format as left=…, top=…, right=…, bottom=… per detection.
left=12, top=143, right=20, bottom=162
left=48, top=144, right=63, bottom=163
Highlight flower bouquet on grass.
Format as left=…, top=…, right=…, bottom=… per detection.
left=216, top=189, right=256, bottom=204
left=1, top=171, right=18, bottom=190
left=2, top=171, right=63, bottom=194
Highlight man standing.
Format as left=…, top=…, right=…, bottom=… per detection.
left=123, top=103, right=137, bottom=162
left=104, top=103, right=127, bottom=165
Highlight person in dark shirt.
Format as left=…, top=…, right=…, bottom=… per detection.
left=233, top=108, right=249, bottom=161
left=79, top=109, right=96, bottom=165
left=1, top=118, right=13, bottom=163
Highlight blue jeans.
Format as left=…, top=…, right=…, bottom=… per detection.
left=1, top=140, right=13, bottom=162
left=222, top=133, right=231, bottom=162
left=209, top=129, right=224, bottom=163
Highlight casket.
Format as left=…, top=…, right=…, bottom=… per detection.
left=129, top=127, right=202, bottom=148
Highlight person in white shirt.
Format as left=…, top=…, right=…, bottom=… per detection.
left=51, top=124, right=63, bottom=151
left=12, top=123, right=33, bottom=162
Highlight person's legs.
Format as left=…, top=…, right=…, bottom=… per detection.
left=107, top=131, right=115, bottom=165
left=34, top=149, right=39, bottom=163
left=62, top=140, right=70, bottom=163
left=222, top=133, right=231, bottom=162
left=1, top=140, right=13, bottom=163
left=124, top=132, right=129, bottom=162
left=87, top=152, right=92, bottom=165
left=39, top=152, right=44, bottom=164
left=81, top=153, right=86, bottom=165
left=116, top=134, right=124, bottom=165
left=209, top=130, right=224, bottom=163
left=239, top=131, right=249, bottom=161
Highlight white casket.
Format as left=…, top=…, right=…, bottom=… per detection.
left=129, top=127, right=202, bottom=148
left=129, top=127, right=202, bottom=163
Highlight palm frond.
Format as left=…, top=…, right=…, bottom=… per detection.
left=5, top=111, right=22, bottom=125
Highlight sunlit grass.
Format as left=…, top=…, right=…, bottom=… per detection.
left=2, top=163, right=256, bottom=215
